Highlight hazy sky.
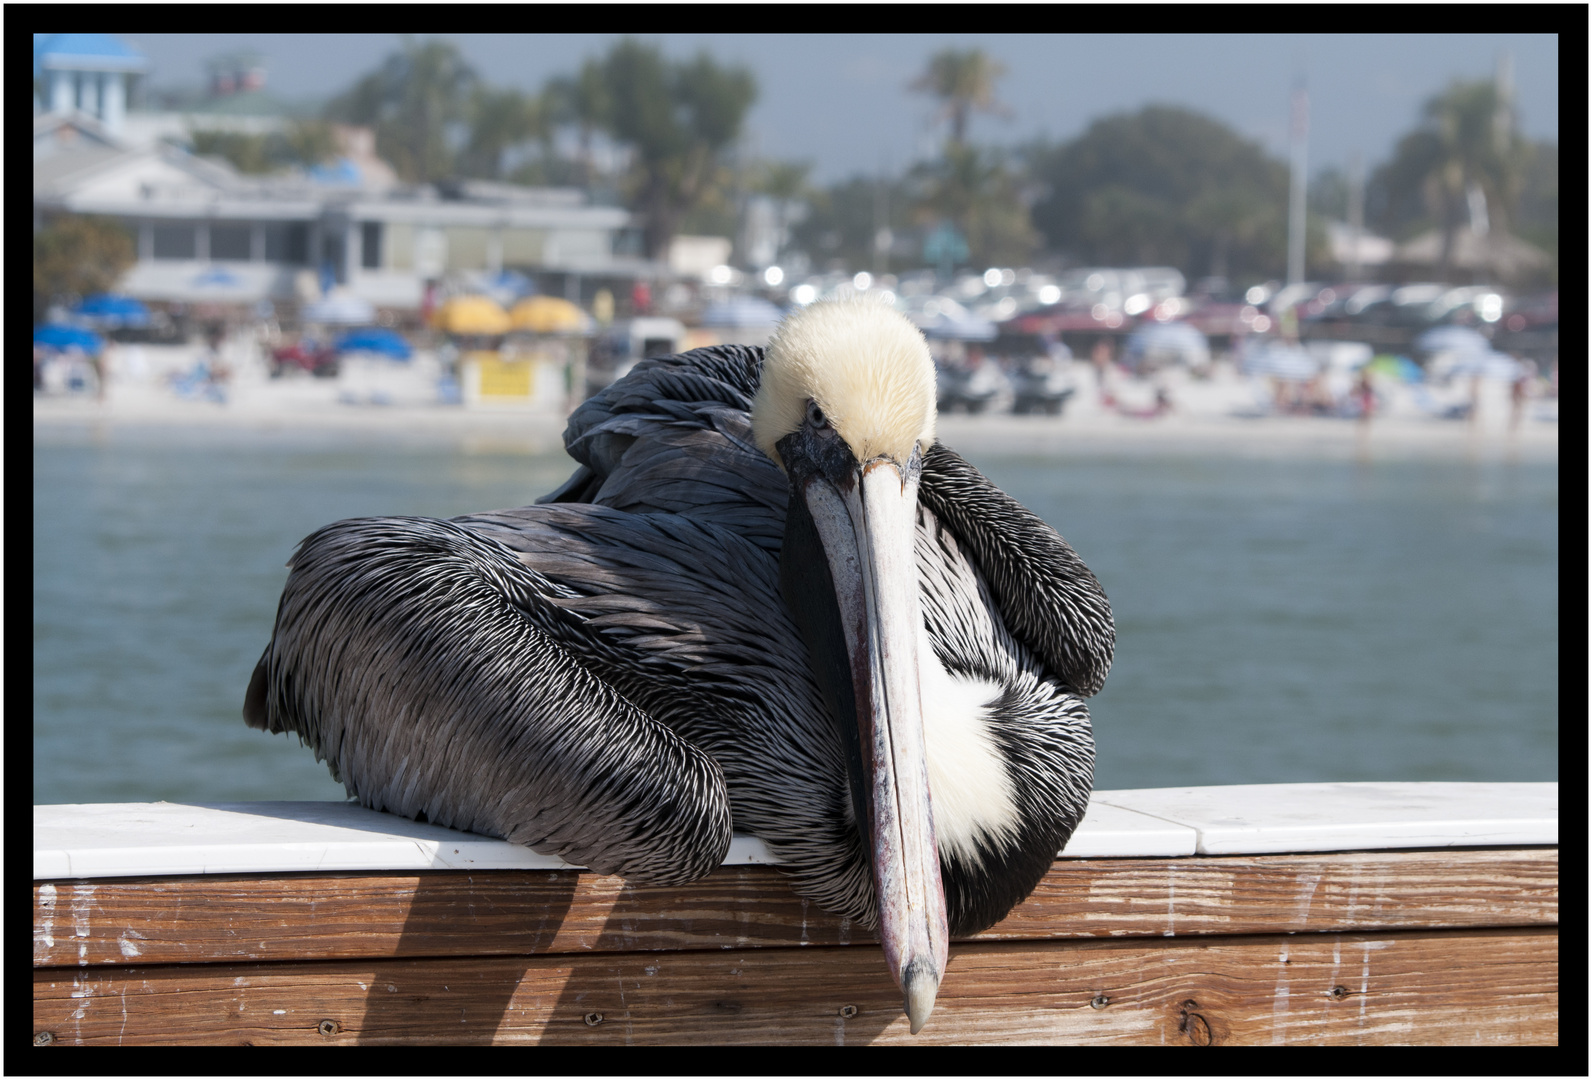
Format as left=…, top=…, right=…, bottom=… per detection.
left=122, top=33, right=1558, bottom=183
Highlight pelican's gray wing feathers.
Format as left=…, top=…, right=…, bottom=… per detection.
left=244, top=514, right=732, bottom=884
left=459, top=502, right=875, bottom=925
left=919, top=442, right=1114, bottom=697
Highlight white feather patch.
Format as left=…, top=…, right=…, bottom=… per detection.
left=917, top=625, right=1018, bottom=867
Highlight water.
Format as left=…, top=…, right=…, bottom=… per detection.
left=33, top=426, right=1557, bottom=805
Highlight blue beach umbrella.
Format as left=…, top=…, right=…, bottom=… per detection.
left=74, top=294, right=151, bottom=328
left=334, top=327, right=412, bottom=360
left=34, top=323, right=104, bottom=353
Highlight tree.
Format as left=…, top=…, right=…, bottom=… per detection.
left=588, top=40, right=757, bottom=259
left=909, top=48, right=1011, bottom=148
left=909, top=144, right=1037, bottom=268
left=34, top=215, right=135, bottom=322
left=325, top=37, right=479, bottom=184
left=458, top=87, right=546, bottom=180
left=791, top=174, right=914, bottom=273
left=282, top=119, right=339, bottom=169
left=1367, top=79, right=1525, bottom=280
left=189, top=119, right=338, bottom=176
left=1515, top=139, right=1557, bottom=272
left=545, top=60, right=612, bottom=188
left=1028, top=106, right=1306, bottom=284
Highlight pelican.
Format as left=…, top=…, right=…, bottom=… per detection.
left=244, top=298, right=1113, bottom=1033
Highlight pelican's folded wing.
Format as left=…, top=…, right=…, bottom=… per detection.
left=540, top=345, right=788, bottom=553
left=244, top=515, right=732, bottom=884
left=917, top=443, right=1115, bottom=697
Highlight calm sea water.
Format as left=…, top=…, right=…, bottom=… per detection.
left=33, top=426, right=1558, bottom=804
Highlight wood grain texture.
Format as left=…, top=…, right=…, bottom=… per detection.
left=32, top=928, right=1558, bottom=1046
left=33, top=848, right=1558, bottom=969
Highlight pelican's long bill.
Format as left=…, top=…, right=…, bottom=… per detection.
left=789, top=449, right=949, bottom=1035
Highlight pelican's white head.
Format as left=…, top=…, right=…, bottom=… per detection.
left=752, top=298, right=936, bottom=469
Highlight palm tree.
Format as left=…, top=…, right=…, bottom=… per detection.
left=1421, top=79, right=1521, bottom=279
left=909, top=48, right=1011, bottom=148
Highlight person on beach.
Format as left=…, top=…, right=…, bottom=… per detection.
left=1354, top=369, right=1375, bottom=423
left=1509, top=360, right=1535, bottom=432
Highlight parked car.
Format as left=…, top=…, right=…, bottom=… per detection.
left=271, top=340, right=338, bottom=378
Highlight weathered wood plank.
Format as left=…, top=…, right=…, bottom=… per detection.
left=33, top=848, right=1558, bottom=968
left=32, top=928, right=1557, bottom=1046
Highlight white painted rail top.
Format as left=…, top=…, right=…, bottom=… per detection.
left=33, top=782, right=1556, bottom=881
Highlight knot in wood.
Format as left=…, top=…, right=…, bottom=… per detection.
left=839, top=1005, right=858, bottom=1018
left=584, top=1012, right=604, bottom=1027
left=1090, top=994, right=1110, bottom=1010
left=34, top=1031, right=54, bottom=1047
left=1329, top=985, right=1349, bottom=1000
left=317, top=1019, right=339, bottom=1037
left=1180, top=1010, right=1212, bottom=1047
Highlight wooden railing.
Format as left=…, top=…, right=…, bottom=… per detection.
left=33, top=782, right=1557, bottom=1046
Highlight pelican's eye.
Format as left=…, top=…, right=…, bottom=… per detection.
left=806, top=400, right=829, bottom=430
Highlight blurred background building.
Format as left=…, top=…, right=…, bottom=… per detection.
left=33, top=32, right=1557, bottom=418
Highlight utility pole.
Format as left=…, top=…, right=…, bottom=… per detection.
left=872, top=160, right=889, bottom=277
left=1493, top=50, right=1514, bottom=155
left=1286, top=81, right=1309, bottom=285
left=1347, top=150, right=1364, bottom=282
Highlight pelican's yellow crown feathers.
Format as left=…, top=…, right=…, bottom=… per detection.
left=752, top=297, right=937, bottom=469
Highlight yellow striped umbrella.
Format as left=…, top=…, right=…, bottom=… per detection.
left=509, top=296, right=592, bottom=334
left=432, top=296, right=511, bottom=335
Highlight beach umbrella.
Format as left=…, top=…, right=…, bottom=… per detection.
left=1439, top=351, right=1521, bottom=381
left=73, top=294, right=151, bottom=328
left=700, top=295, right=785, bottom=328
left=1124, top=321, right=1210, bottom=369
left=333, top=327, right=412, bottom=360
left=1365, top=355, right=1424, bottom=383
left=1414, top=325, right=1490, bottom=357
left=1306, top=340, right=1374, bottom=371
left=509, top=296, right=591, bottom=334
left=1242, top=341, right=1319, bottom=381
left=302, top=294, right=377, bottom=325
left=34, top=323, right=104, bottom=353
left=432, top=295, right=511, bottom=335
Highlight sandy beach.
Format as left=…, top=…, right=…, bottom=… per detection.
left=34, top=343, right=1558, bottom=463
